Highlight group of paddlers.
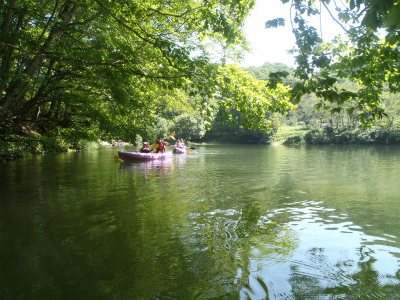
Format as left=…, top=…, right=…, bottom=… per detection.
left=174, top=139, right=186, bottom=149
left=137, top=137, right=185, bottom=153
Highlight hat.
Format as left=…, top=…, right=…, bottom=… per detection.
left=143, top=141, right=148, bottom=145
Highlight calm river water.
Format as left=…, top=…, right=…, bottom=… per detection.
left=1, top=144, right=399, bottom=300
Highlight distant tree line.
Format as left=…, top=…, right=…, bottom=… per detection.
left=174, top=63, right=399, bottom=145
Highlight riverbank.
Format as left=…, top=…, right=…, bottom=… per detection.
left=200, top=122, right=400, bottom=146
left=278, top=124, right=400, bottom=145
left=2, top=121, right=399, bottom=163
left=0, top=122, right=102, bottom=163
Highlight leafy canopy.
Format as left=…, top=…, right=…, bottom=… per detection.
left=267, top=0, right=400, bottom=126
left=0, top=0, right=294, bottom=142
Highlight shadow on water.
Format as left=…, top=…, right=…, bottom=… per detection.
left=0, top=145, right=399, bottom=299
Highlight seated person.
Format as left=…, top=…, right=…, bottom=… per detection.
left=155, top=138, right=169, bottom=153
left=137, top=141, right=152, bottom=153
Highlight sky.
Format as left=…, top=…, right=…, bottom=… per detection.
left=240, top=0, right=344, bottom=68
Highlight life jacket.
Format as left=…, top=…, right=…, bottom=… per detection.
left=157, top=142, right=167, bottom=152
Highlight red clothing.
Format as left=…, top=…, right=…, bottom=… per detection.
left=156, top=141, right=168, bottom=153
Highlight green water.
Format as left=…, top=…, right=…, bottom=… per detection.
left=1, top=145, right=399, bottom=299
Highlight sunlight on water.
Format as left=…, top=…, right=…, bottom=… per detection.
left=0, top=145, right=399, bottom=299
left=251, top=200, right=400, bottom=300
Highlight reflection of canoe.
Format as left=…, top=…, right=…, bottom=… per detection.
left=119, top=159, right=172, bottom=170
left=173, top=147, right=187, bottom=154
left=118, top=151, right=172, bottom=161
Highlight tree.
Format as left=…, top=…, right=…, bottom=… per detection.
left=151, top=116, right=173, bottom=141
left=170, top=113, right=206, bottom=141
left=0, top=0, right=293, bottom=144
left=267, top=0, right=400, bottom=126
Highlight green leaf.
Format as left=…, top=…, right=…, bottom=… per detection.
left=265, top=18, right=286, bottom=28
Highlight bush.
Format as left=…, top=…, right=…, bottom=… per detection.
left=304, top=129, right=331, bottom=144
left=303, top=122, right=400, bottom=145
left=283, top=135, right=303, bottom=145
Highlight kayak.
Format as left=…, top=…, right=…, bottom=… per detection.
left=118, top=151, right=172, bottom=161
left=173, top=146, right=187, bottom=154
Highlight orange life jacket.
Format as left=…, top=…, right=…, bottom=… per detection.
left=157, top=142, right=167, bottom=152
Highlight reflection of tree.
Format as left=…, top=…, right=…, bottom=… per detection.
left=181, top=202, right=300, bottom=299
left=289, top=246, right=400, bottom=299
left=2, top=188, right=300, bottom=300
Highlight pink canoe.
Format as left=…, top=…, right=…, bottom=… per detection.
left=173, top=147, right=187, bottom=154
left=118, top=151, right=173, bottom=161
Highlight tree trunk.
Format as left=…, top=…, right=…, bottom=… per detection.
left=0, top=0, right=18, bottom=94
left=0, top=1, right=81, bottom=121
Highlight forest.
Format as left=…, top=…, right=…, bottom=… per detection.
left=1, top=0, right=400, bottom=161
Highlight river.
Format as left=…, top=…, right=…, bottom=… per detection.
left=1, top=144, right=399, bottom=299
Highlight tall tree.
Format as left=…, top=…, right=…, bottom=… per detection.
left=0, top=0, right=293, bottom=142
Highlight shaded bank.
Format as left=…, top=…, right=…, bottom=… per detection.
left=2, top=121, right=400, bottom=163
left=0, top=122, right=101, bottom=163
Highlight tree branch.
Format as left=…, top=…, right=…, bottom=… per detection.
left=93, top=0, right=189, bottom=74
left=0, top=41, right=124, bottom=66
left=320, top=0, right=350, bottom=34
left=38, top=0, right=60, bottom=41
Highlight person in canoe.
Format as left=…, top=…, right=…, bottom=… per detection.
left=136, top=141, right=152, bottom=153
left=175, top=138, right=186, bottom=149
left=154, top=137, right=169, bottom=153
left=175, top=139, right=181, bottom=148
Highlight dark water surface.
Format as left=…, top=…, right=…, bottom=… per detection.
left=1, top=144, right=399, bottom=299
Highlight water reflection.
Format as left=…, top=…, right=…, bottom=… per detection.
left=118, top=158, right=173, bottom=171
left=248, top=200, right=400, bottom=299
left=1, top=145, right=399, bottom=299
left=153, top=203, right=300, bottom=299
left=117, top=154, right=190, bottom=171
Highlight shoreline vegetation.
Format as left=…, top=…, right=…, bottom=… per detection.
left=1, top=120, right=399, bottom=163
left=2, top=61, right=399, bottom=163
left=1, top=1, right=399, bottom=164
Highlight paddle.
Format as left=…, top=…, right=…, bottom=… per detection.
left=150, top=132, right=175, bottom=150
left=166, top=131, right=175, bottom=139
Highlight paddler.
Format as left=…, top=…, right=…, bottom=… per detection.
left=136, top=141, right=152, bottom=153
left=154, top=137, right=169, bottom=153
left=180, top=139, right=185, bottom=147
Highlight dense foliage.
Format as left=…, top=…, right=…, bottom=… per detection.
left=0, top=0, right=292, bottom=144
left=267, top=0, right=400, bottom=125
left=245, top=63, right=400, bottom=128
left=303, top=123, right=400, bottom=145
left=1, top=0, right=400, bottom=160
left=202, top=108, right=277, bottom=143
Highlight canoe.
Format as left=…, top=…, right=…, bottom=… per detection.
left=173, top=147, right=187, bottom=154
left=118, top=151, right=172, bottom=161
